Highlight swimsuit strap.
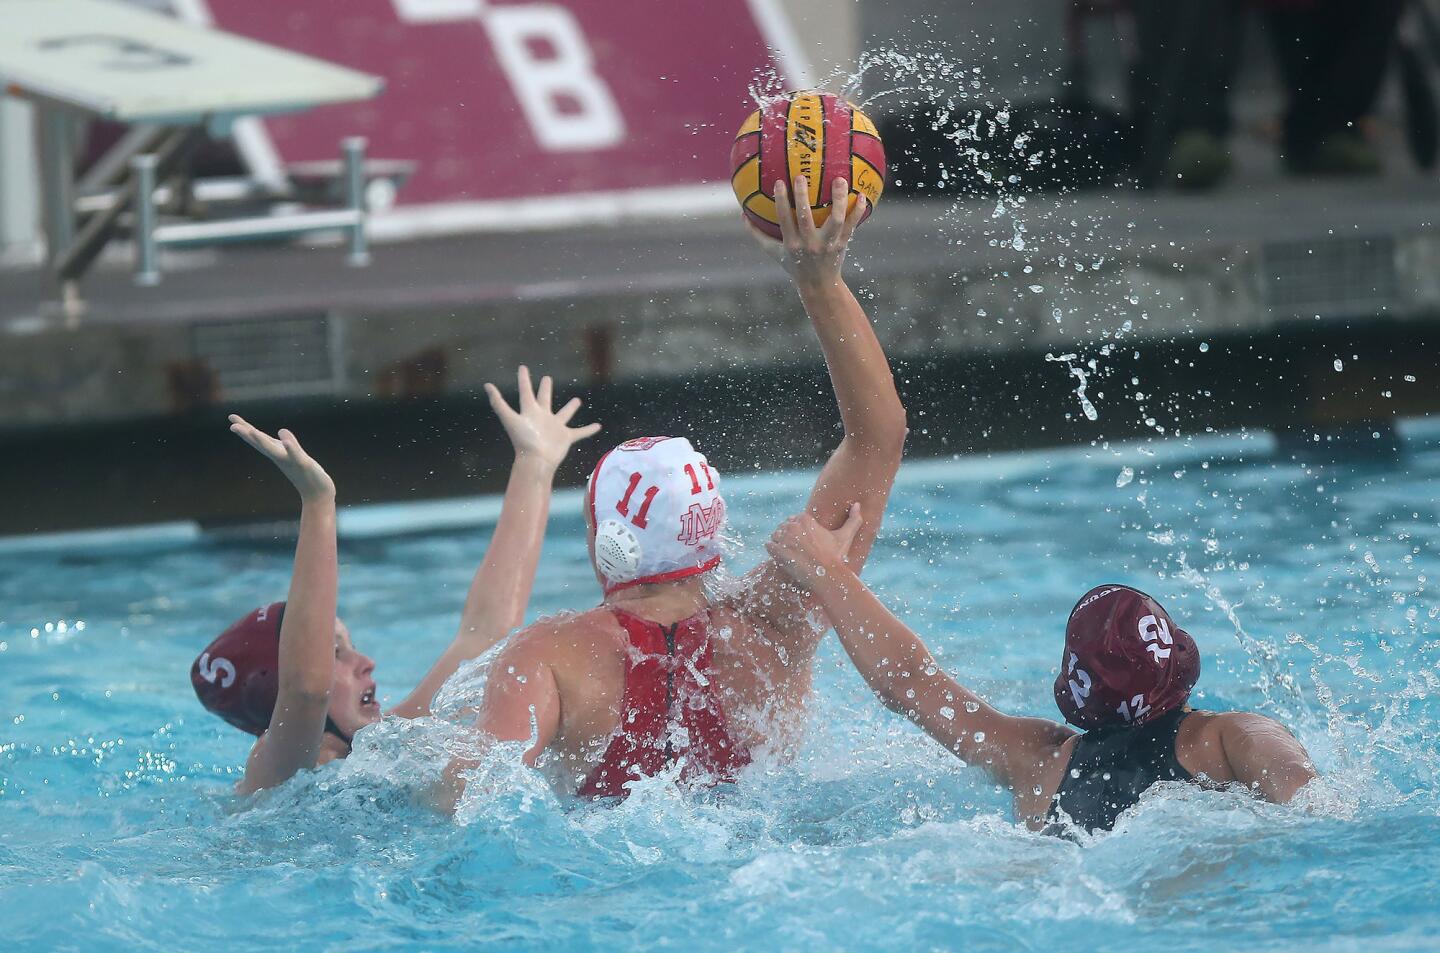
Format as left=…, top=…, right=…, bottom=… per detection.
left=1048, top=707, right=1197, bottom=834
left=324, top=715, right=353, bottom=752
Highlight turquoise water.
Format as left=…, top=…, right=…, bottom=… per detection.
left=3, top=431, right=1438, bottom=951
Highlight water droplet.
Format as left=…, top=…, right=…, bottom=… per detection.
left=972, top=731, right=986, bottom=743
left=1116, top=466, right=1135, bottom=488
left=1334, top=358, right=1344, bottom=372
left=1198, top=342, right=1209, bottom=353
left=939, top=706, right=956, bottom=721
left=964, top=701, right=980, bottom=713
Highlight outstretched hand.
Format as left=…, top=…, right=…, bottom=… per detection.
left=765, top=502, right=865, bottom=590
left=485, top=365, right=601, bottom=470
left=229, top=415, right=336, bottom=503
left=747, top=175, right=867, bottom=287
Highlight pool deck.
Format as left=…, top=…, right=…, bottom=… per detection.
left=2, top=168, right=1439, bottom=533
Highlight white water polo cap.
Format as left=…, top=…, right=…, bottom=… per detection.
left=587, top=437, right=726, bottom=593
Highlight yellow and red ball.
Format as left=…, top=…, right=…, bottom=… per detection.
left=730, top=91, right=886, bottom=238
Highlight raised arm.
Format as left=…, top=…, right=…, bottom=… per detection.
left=766, top=507, right=1073, bottom=794
left=227, top=417, right=340, bottom=794
left=735, top=176, right=907, bottom=633
left=390, top=367, right=600, bottom=719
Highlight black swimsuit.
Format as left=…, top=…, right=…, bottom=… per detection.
left=1047, top=708, right=1196, bottom=833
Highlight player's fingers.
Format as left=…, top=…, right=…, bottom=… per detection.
left=572, top=422, right=602, bottom=441
left=773, top=179, right=797, bottom=246
left=484, top=382, right=518, bottom=421
left=231, top=424, right=263, bottom=450
left=516, top=365, right=535, bottom=409
left=823, top=178, right=848, bottom=240
left=234, top=422, right=280, bottom=456
left=537, top=374, right=553, bottom=411
left=792, top=174, right=815, bottom=235
left=556, top=395, right=581, bottom=424
left=277, top=428, right=309, bottom=462
left=839, top=193, right=865, bottom=246
left=835, top=502, right=865, bottom=553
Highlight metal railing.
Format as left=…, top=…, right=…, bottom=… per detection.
left=132, top=136, right=370, bottom=286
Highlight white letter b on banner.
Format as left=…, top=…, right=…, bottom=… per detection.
left=485, top=4, right=625, bottom=151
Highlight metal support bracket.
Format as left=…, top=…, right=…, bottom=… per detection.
left=130, top=136, right=370, bottom=286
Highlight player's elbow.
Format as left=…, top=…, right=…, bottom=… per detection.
left=876, top=691, right=907, bottom=716
left=847, top=406, right=908, bottom=455
left=871, top=680, right=912, bottom=716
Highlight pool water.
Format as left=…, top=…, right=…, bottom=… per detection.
left=3, top=430, right=1438, bottom=951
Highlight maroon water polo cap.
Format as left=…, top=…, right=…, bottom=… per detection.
left=191, top=602, right=286, bottom=736
left=1053, top=585, right=1200, bottom=730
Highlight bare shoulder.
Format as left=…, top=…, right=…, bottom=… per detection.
left=1207, top=710, right=1295, bottom=738
left=1177, top=710, right=1302, bottom=786
left=503, top=608, right=618, bottom=656
left=1178, top=708, right=1228, bottom=736
left=1208, top=711, right=1307, bottom=754
left=1174, top=709, right=1229, bottom=765
left=707, top=597, right=811, bottom=667
left=713, top=573, right=822, bottom=648
left=494, top=609, right=625, bottom=693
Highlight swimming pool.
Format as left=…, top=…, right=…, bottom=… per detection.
left=3, top=429, right=1438, bottom=951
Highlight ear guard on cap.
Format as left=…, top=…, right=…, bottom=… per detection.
left=594, top=519, right=642, bottom=583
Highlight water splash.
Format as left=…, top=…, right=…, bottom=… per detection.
left=1045, top=352, right=1099, bottom=421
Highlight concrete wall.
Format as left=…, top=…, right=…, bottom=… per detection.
left=3, top=216, right=1437, bottom=431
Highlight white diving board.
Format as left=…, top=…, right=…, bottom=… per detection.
left=0, top=0, right=388, bottom=299
left=0, top=0, right=382, bottom=123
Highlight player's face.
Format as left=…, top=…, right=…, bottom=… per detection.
left=328, top=619, right=379, bottom=735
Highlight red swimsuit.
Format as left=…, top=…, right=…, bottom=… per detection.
left=578, top=609, right=751, bottom=799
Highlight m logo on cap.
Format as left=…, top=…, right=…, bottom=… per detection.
left=677, top=499, right=725, bottom=547
left=1138, top=614, right=1173, bottom=662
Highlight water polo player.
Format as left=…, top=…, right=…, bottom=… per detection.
left=764, top=507, right=1318, bottom=832
left=439, top=176, right=907, bottom=804
left=191, top=367, right=600, bottom=795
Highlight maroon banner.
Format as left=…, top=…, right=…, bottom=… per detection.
left=193, top=0, right=800, bottom=211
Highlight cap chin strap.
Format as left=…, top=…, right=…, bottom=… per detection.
left=324, top=715, right=353, bottom=752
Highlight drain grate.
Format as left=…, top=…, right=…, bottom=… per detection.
left=191, top=313, right=341, bottom=400
left=1260, top=235, right=1398, bottom=319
